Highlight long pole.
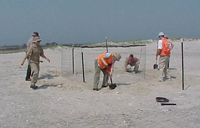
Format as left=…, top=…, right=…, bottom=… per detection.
left=181, top=39, right=184, bottom=90
left=72, top=45, right=74, bottom=74
left=81, top=51, right=85, bottom=82
left=106, top=36, right=108, bottom=52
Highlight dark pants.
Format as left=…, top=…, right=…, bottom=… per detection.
left=25, top=64, right=31, bottom=80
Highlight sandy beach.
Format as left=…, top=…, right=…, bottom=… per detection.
left=0, top=40, right=200, bottom=128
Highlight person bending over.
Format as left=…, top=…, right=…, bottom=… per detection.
left=93, top=53, right=121, bottom=91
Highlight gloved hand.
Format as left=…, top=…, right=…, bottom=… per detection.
left=108, top=64, right=112, bottom=66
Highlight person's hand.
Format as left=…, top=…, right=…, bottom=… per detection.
left=106, top=64, right=112, bottom=68
left=21, top=62, right=24, bottom=66
left=46, top=58, right=50, bottom=62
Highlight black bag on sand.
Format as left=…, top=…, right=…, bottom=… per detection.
left=153, top=59, right=158, bottom=69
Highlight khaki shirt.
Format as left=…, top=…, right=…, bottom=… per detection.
left=27, top=44, right=44, bottom=64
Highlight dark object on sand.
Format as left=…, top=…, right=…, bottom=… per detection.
left=109, top=78, right=116, bottom=90
left=156, top=97, right=176, bottom=106
left=156, top=97, right=169, bottom=102
left=153, top=63, right=158, bottom=69
left=161, top=103, right=176, bottom=106
left=153, top=60, right=158, bottom=69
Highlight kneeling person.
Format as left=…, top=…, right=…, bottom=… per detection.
left=124, top=54, right=140, bottom=73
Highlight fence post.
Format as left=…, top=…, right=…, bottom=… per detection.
left=72, top=45, right=74, bottom=74
left=81, top=51, right=85, bottom=82
left=181, top=39, right=184, bottom=90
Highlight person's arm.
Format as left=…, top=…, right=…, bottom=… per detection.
left=21, top=46, right=32, bottom=66
left=136, top=57, right=140, bottom=64
left=156, top=49, right=161, bottom=60
left=100, top=53, right=111, bottom=66
left=100, top=56, right=108, bottom=66
left=21, top=54, right=29, bottom=66
left=156, top=40, right=162, bottom=60
left=40, top=47, right=50, bottom=62
left=41, top=54, right=50, bottom=62
left=110, top=64, right=114, bottom=79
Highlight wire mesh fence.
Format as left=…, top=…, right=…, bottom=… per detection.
left=61, top=45, right=146, bottom=84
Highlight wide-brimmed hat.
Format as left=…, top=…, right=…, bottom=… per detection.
left=33, top=37, right=41, bottom=43
left=113, top=53, right=121, bottom=61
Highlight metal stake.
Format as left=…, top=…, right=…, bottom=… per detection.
left=106, top=36, right=108, bottom=52
left=181, top=39, right=184, bottom=90
left=72, top=45, right=74, bottom=74
left=81, top=51, right=85, bottom=82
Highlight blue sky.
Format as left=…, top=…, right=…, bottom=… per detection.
left=0, top=0, right=199, bottom=46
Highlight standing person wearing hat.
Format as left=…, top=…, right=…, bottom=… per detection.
left=124, top=54, right=140, bottom=73
left=156, top=32, right=172, bottom=82
left=21, top=37, right=50, bottom=89
left=93, top=53, right=121, bottom=91
left=25, top=32, right=40, bottom=81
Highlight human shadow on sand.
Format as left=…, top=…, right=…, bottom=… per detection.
left=170, top=76, right=176, bottom=79
left=126, top=70, right=142, bottom=74
left=37, top=84, right=59, bottom=89
left=168, top=68, right=177, bottom=70
left=99, top=83, right=131, bottom=90
left=38, top=74, right=58, bottom=80
left=184, top=85, right=191, bottom=90
left=111, top=83, right=131, bottom=86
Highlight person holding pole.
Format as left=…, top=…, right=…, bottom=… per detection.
left=21, top=37, right=50, bottom=89
left=93, top=53, right=121, bottom=91
left=156, top=32, right=172, bottom=82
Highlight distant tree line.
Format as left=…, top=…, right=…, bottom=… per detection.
left=0, top=42, right=58, bottom=52
left=45, top=42, right=58, bottom=46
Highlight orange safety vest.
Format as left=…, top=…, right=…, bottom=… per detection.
left=160, top=38, right=171, bottom=56
left=98, top=53, right=114, bottom=72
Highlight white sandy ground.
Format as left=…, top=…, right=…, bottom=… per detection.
left=0, top=40, right=200, bottom=128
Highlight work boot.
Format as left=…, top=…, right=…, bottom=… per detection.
left=93, top=88, right=99, bottom=91
left=30, top=85, right=38, bottom=90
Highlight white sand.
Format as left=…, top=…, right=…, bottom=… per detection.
left=0, top=40, right=200, bottom=128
